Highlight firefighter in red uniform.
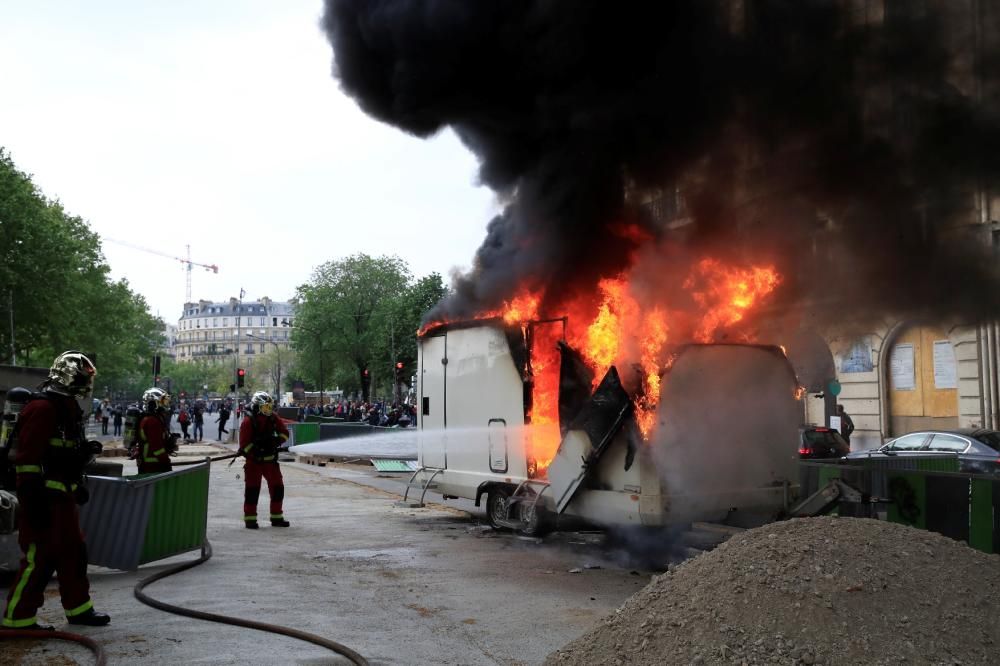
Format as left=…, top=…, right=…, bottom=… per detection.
left=136, top=387, right=176, bottom=474
left=239, top=391, right=290, bottom=529
left=2, top=351, right=111, bottom=630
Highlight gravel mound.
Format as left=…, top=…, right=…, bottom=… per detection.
left=546, top=517, right=1000, bottom=665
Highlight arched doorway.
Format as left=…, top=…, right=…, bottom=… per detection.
left=885, top=324, right=959, bottom=436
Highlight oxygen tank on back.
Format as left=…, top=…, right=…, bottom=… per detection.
left=1, top=387, right=35, bottom=491
left=122, top=404, right=142, bottom=453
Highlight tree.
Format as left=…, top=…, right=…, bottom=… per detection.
left=0, top=148, right=162, bottom=391
left=294, top=254, right=411, bottom=402
left=248, top=347, right=296, bottom=400
left=377, top=272, right=447, bottom=392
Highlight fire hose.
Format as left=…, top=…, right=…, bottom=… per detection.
left=134, top=539, right=369, bottom=666
left=0, top=628, right=108, bottom=665
left=3, top=455, right=368, bottom=665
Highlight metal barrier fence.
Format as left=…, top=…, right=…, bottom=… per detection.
left=799, top=457, right=999, bottom=554
left=79, top=460, right=210, bottom=570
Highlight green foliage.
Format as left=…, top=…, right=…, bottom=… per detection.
left=0, top=148, right=162, bottom=392
left=292, top=254, right=446, bottom=400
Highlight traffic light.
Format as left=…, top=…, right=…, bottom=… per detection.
left=394, top=361, right=404, bottom=382
left=237, top=368, right=246, bottom=388
left=152, top=355, right=161, bottom=376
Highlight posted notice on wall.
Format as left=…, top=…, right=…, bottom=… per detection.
left=933, top=340, right=957, bottom=389
left=890, top=343, right=915, bottom=390
left=829, top=415, right=842, bottom=434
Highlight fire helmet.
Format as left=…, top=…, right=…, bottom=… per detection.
left=45, top=351, right=97, bottom=397
left=142, top=387, right=171, bottom=413
left=250, top=391, right=274, bottom=416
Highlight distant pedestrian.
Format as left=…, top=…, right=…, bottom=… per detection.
left=178, top=407, right=190, bottom=440
left=217, top=405, right=231, bottom=440
left=193, top=407, right=204, bottom=442
left=837, top=404, right=855, bottom=446
left=100, top=403, right=110, bottom=435
left=113, top=407, right=123, bottom=437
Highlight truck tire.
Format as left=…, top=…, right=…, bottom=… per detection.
left=486, top=487, right=512, bottom=529
left=518, top=500, right=552, bottom=537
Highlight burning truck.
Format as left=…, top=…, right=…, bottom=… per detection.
left=411, top=266, right=802, bottom=535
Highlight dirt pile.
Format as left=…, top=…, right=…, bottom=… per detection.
left=546, top=517, right=1000, bottom=665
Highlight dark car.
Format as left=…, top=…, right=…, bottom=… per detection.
left=799, top=426, right=851, bottom=459
left=843, top=428, right=1000, bottom=475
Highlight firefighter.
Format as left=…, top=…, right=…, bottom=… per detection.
left=136, top=387, right=176, bottom=475
left=239, top=391, right=290, bottom=529
left=2, top=351, right=111, bottom=630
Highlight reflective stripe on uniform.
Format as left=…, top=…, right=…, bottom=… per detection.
left=64, top=599, right=94, bottom=617
left=270, top=514, right=284, bottom=520
left=277, top=433, right=288, bottom=442
left=44, top=480, right=78, bottom=493
left=4, top=543, right=36, bottom=625
left=243, top=515, right=257, bottom=521
left=260, top=456, right=275, bottom=462
left=48, top=437, right=74, bottom=448
left=15, top=464, right=42, bottom=474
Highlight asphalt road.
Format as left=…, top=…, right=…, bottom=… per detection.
left=2, top=445, right=655, bottom=665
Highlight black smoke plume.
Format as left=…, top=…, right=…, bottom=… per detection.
left=322, top=0, right=1000, bottom=327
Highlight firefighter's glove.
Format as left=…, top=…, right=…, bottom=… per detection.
left=74, top=484, right=90, bottom=506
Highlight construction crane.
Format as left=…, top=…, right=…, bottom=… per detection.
left=103, top=238, right=219, bottom=302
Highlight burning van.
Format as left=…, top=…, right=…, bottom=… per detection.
left=413, top=318, right=801, bottom=534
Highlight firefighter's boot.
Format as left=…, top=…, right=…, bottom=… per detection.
left=271, top=519, right=290, bottom=527
left=245, top=520, right=259, bottom=529
left=67, top=609, right=111, bottom=626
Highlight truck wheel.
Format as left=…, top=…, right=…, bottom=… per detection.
left=486, top=488, right=511, bottom=529
left=518, top=501, right=551, bottom=537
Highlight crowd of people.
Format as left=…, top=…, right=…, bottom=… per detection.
left=299, top=399, right=416, bottom=427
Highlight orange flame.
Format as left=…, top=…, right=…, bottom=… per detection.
left=419, top=254, right=781, bottom=470
left=686, top=259, right=780, bottom=343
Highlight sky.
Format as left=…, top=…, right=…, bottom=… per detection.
left=0, top=0, right=497, bottom=320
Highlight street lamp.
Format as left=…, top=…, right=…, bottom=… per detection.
left=246, top=333, right=282, bottom=400
left=282, top=319, right=324, bottom=407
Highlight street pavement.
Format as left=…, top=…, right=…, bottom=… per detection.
left=2, top=442, right=654, bottom=665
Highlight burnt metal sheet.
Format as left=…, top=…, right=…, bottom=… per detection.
left=550, top=366, right=633, bottom=514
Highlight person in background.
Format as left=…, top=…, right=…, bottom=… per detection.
left=136, top=388, right=175, bottom=474
left=100, top=401, right=110, bottom=435
left=112, top=406, right=124, bottom=437
left=837, top=404, right=855, bottom=446
left=177, top=406, right=190, bottom=441
left=216, top=404, right=231, bottom=440
left=192, top=406, right=204, bottom=442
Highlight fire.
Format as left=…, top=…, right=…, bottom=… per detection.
left=582, top=277, right=634, bottom=382
left=419, top=253, right=782, bottom=473
left=686, top=259, right=780, bottom=343
left=635, top=308, right=668, bottom=438
left=502, top=292, right=542, bottom=325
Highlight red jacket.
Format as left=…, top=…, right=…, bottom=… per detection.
left=137, top=414, right=172, bottom=473
left=14, top=394, right=86, bottom=500
left=239, top=414, right=289, bottom=463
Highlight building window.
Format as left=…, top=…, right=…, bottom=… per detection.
left=213, top=318, right=217, bottom=327
left=260, top=343, right=265, bottom=353
left=223, top=317, right=228, bottom=327
left=272, top=317, right=278, bottom=327
left=259, top=317, right=265, bottom=326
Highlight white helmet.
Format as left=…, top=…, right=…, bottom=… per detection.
left=250, top=391, right=274, bottom=416
left=45, top=351, right=96, bottom=397
left=142, top=387, right=171, bottom=413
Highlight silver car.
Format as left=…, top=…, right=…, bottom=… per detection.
left=844, top=428, right=1000, bottom=475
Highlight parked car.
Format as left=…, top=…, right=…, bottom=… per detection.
left=798, top=426, right=851, bottom=459
left=843, top=428, right=1000, bottom=475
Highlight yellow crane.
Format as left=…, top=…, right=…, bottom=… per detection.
left=103, top=238, right=219, bottom=302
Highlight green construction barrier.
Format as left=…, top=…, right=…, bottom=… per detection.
left=139, top=464, right=210, bottom=564
left=291, top=422, right=319, bottom=445
left=970, top=479, right=994, bottom=554
left=886, top=472, right=926, bottom=529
